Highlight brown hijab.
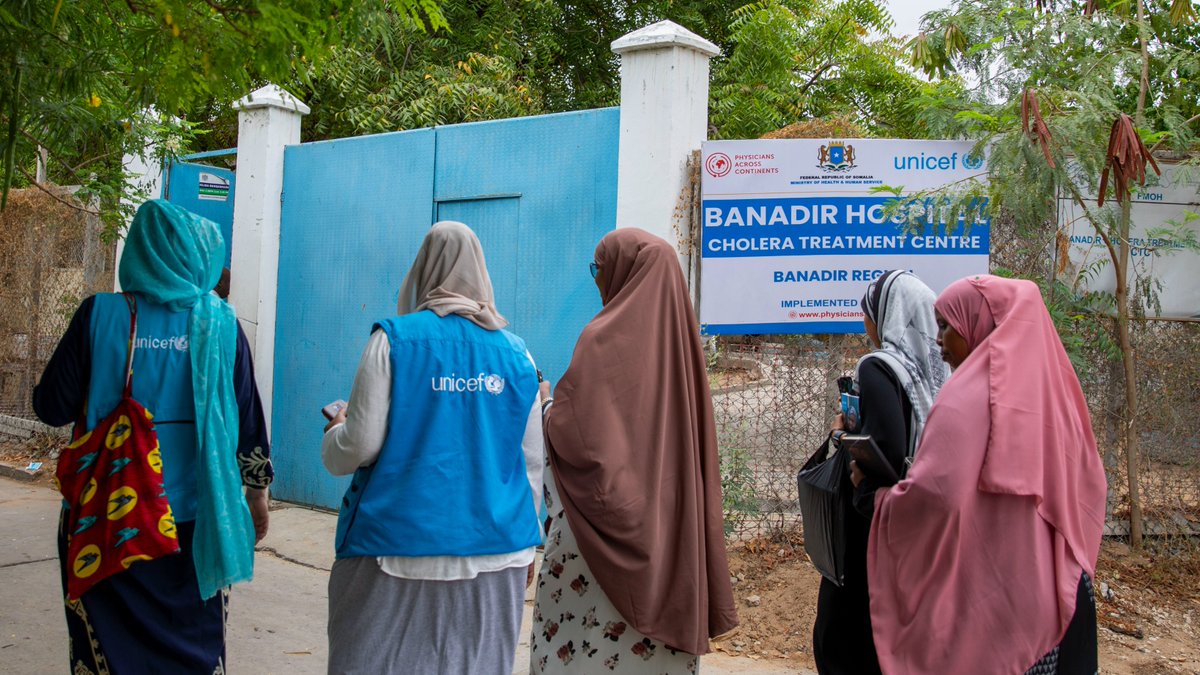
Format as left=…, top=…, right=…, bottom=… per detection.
left=545, top=228, right=738, bottom=655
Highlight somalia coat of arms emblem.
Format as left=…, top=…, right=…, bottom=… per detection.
left=817, top=141, right=857, bottom=172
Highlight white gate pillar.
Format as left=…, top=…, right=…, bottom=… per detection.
left=230, top=84, right=309, bottom=438
left=612, top=20, right=719, bottom=281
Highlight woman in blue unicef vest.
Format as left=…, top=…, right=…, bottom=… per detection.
left=321, top=221, right=543, bottom=674
left=33, top=199, right=273, bottom=673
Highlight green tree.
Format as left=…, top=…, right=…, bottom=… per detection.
left=290, top=0, right=752, bottom=139
left=709, top=0, right=951, bottom=140
left=295, top=2, right=556, bottom=139
left=0, top=0, right=448, bottom=227
left=902, top=0, right=1200, bottom=550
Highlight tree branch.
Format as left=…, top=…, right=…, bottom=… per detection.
left=1135, top=0, right=1150, bottom=122
left=797, top=61, right=838, bottom=97
left=1064, top=180, right=1120, bottom=272
left=71, top=150, right=122, bottom=174
left=16, top=165, right=100, bottom=215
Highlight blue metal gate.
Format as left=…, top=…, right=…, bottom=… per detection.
left=270, top=109, right=619, bottom=508
left=164, top=157, right=236, bottom=267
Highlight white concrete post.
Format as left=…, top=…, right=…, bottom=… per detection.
left=117, top=124, right=165, bottom=291
left=612, top=20, right=719, bottom=280
left=229, top=84, right=310, bottom=438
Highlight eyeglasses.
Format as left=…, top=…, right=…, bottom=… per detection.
left=589, top=262, right=600, bottom=279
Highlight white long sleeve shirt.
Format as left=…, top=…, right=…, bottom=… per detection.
left=321, top=329, right=543, bottom=580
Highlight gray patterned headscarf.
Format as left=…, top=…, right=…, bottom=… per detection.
left=397, top=221, right=507, bottom=330
left=856, top=270, right=949, bottom=459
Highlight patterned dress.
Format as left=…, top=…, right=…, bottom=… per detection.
left=531, top=458, right=699, bottom=674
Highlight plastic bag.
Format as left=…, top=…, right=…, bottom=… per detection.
left=797, top=438, right=849, bottom=586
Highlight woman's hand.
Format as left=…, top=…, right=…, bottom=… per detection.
left=324, top=406, right=348, bottom=433
left=849, top=460, right=865, bottom=488
left=538, top=380, right=552, bottom=403
left=830, top=413, right=846, bottom=433
left=245, top=488, right=270, bottom=543
left=526, top=561, right=536, bottom=588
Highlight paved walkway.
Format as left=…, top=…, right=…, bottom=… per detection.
left=0, top=477, right=811, bottom=674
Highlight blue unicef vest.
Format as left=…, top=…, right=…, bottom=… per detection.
left=87, top=293, right=200, bottom=522
left=335, top=311, right=542, bottom=558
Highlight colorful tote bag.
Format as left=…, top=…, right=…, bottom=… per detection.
left=55, top=294, right=180, bottom=600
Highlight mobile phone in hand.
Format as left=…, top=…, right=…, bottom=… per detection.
left=836, top=375, right=855, bottom=395
left=321, top=400, right=348, bottom=420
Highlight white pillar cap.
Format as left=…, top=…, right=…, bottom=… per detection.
left=611, top=19, right=720, bottom=57
left=233, top=83, right=311, bottom=115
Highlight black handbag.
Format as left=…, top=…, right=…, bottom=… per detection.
left=796, top=437, right=849, bottom=586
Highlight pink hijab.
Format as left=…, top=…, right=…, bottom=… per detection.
left=867, top=275, right=1107, bottom=674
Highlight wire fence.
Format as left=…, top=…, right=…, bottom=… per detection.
left=0, top=188, right=112, bottom=420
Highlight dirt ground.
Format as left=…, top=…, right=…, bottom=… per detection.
left=713, top=532, right=1200, bottom=674
left=709, top=366, right=761, bottom=391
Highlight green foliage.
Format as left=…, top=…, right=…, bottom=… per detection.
left=525, top=0, right=745, bottom=112
left=0, top=0, right=448, bottom=229
left=898, top=0, right=1200, bottom=265
left=887, top=0, right=1200, bottom=377
left=299, top=0, right=937, bottom=143
left=718, top=429, right=760, bottom=534
left=294, top=0, right=758, bottom=138
left=709, top=0, right=948, bottom=139
left=297, top=3, right=552, bottom=138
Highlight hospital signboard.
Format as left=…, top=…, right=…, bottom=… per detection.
left=1057, top=162, right=1200, bottom=320
left=699, top=139, right=990, bottom=334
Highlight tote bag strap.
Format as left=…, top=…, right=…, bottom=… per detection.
left=121, top=293, right=138, bottom=399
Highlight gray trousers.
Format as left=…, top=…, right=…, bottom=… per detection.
left=327, top=557, right=525, bottom=675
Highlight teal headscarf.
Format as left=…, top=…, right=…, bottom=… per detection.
left=119, top=199, right=255, bottom=599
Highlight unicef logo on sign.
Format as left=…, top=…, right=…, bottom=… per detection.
left=484, top=374, right=505, bottom=395
left=963, top=152, right=985, bottom=170
left=705, top=152, right=732, bottom=178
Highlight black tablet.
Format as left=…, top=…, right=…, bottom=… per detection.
left=842, top=434, right=900, bottom=485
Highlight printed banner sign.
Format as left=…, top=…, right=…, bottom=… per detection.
left=1057, top=162, right=1200, bottom=320
left=198, top=172, right=230, bottom=202
left=700, top=139, right=990, bottom=334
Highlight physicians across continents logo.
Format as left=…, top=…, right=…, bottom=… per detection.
left=705, top=152, right=732, bottom=178
left=817, top=141, right=857, bottom=172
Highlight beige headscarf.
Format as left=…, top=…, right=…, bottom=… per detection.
left=545, top=228, right=738, bottom=655
left=397, top=221, right=507, bottom=330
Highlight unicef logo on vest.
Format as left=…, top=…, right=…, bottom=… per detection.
left=134, top=334, right=189, bottom=352
left=431, top=373, right=506, bottom=395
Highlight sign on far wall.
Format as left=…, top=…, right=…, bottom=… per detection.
left=198, top=172, right=231, bottom=202
left=1057, top=162, right=1200, bottom=320
left=699, top=139, right=990, bottom=335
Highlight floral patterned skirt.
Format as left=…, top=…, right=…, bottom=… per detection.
left=530, top=470, right=699, bottom=674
